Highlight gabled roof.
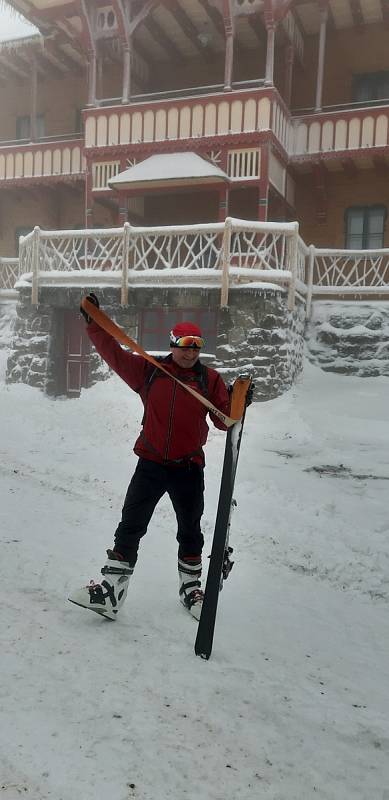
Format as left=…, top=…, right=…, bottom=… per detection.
left=109, top=152, right=229, bottom=192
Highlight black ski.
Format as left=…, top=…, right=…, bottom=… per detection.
left=195, top=375, right=252, bottom=660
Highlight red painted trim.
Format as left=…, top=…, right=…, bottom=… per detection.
left=296, top=105, right=389, bottom=124
left=292, top=144, right=389, bottom=164
left=0, top=138, right=84, bottom=157
left=85, top=131, right=271, bottom=159
left=0, top=174, right=84, bottom=189
left=83, top=86, right=276, bottom=120
left=109, top=181, right=228, bottom=197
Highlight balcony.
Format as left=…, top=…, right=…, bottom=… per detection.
left=0, top=136, right=85, bottom=184
left=84, top=84, right=286, bottom=151
left=84, top=82, right=389, bottom=166
left=293, top=103, right=389, bottom=160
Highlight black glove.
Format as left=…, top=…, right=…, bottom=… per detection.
left=80, top=292, right=99, bottom=324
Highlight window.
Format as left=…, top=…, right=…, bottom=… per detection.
left=16, top=114, right=45, bottom=140
left=140, top=309, right=217, bottom=354
left=345, top=206, right=386, bottom=249
left=352, top=72, right=389, bottom=103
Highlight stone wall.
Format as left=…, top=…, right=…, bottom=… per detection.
left=306, top=301, right=389, bottom=377
left=6, top=285, right=306, bottom=400
left=6, top=292, right=52, bottom=390
left=214, top=288, right=305, bottom=400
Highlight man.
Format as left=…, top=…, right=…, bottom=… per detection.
left=68, top=293, right=231, bottom=621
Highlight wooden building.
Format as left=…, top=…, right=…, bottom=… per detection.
left=1, top=0, right=389, bottom=397
left=1, top=0, right=389, bottom=253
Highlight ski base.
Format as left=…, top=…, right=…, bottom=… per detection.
left=195, top=375, right=252, bottom=660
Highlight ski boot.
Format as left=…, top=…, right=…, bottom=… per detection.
left=178, top=556, right=204, bottom=621
left=68, top=550, right=133, bottom=620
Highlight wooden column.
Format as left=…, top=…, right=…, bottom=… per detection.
left=87, top=49, right=97, bottom=106
left=265, top=23, right=275, bottom=86
left=218, top=186, right=229, bottom=221
left=30, top=56, right=38, bottom=142
left=258, top=147, right=269, bottom=221
left=315, top=4, right=328, bottom=112
left=224, top=31, right=234, bottom=90
left=122, top=43, right=131, bottom=103
left=118, top=197, right=129, bottom=225
left=85, top=162, right=94, bottom=228
left=284, top=44, right=294, bottom=108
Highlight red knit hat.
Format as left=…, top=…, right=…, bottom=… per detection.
left=171, top=321, right=202, bottom=338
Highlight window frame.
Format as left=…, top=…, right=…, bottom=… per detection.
left=16, top=114, right=45, bottom=141
left=352, top=71, right=389, bottom=103
left=344, top=205, right=386, bottom=250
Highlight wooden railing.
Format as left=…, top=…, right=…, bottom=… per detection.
left=293, top=106, right=389, bottom=157
left=4, top=220, right=388, bottom=313
left=84, top=87, right=274, bottom=149
left=17, top=219, right=299, bottom=309
left=0, top=138, right=85, bottom=182
left=0, top=258, right=20, bottom=298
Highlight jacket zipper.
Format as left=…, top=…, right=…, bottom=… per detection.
left=164, top=382, right=176, bottom=461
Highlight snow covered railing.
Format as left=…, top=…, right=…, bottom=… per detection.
left=306, top=247, right=389, bottom=316
left=18, top=219, right=300, bottom=311
left=15, top=223, right=389, bottom=313
left=0, top=257, right=20, bottom=296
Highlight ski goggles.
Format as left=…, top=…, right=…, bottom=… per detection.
left=170, top=333, right=205, bottom=349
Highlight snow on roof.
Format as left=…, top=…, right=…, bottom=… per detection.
left=109, top=152, right=229, bottom=191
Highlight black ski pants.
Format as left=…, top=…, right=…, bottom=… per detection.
left=114, top=458, right=205, bottom=567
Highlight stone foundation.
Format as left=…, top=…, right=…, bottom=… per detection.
left=6, top=285, right=306, bottom=400
left=306, top=301, right=389, bottom=377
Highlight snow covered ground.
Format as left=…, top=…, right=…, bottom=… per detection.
left=1, top=344, right=389, bottom=800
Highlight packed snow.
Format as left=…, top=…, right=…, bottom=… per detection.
left=0, top=342, right=389, bottom=800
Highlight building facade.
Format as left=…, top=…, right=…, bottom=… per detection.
left=1, top=0, right=389, bottom=395
left=1, top=0, right=389, bottom=251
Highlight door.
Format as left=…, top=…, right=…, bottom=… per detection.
left=64, top=311, right=91, bottom=396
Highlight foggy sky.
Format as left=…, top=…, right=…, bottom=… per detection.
left=0, top=7, right=38, bottom=42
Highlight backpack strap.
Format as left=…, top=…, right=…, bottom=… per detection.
left=144, top=356, right=209, bottom=401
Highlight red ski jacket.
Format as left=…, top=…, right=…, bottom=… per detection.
left=87, top=322, right=230, bottom=466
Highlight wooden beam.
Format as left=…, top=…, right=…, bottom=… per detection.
left=133, top=41, right=155, bottom=71
left=0, top=55, right=28, bottom=80
left=79, top=0, right=98, bottom=105
left=111, top=0, right=130, bottom=43
left=145, top=16, right=184, bottom=62
left=0, top=59, right=23, bottom=85
left=168, top=1, right=212, bottom=58
left=44, top=41, right=84, bottom=74
left=196, top=0, right=225, bottom=38
left=79, top=0, right=96, bottom=52
left=275, top=0, right=295, bottom=23
left=128, top=0, right=161, bottom=36
left=349, top=0, right=365, bottom=29
left=381, top=0, right=389, bottom=27
left=248, top=13, right=266, bottom=45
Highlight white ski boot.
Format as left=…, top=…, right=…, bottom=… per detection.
left=68, top=550, right=133, bottom=620
left=178, top=556, right=204, bottom=621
